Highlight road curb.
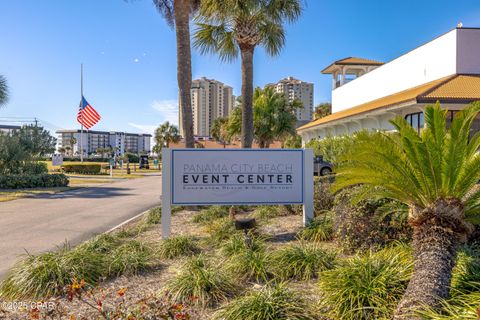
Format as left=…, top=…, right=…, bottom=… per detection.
left=105, top=209, right=151, bottom=234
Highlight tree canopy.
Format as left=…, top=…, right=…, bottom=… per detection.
left=153, top=121, right=181, bottom=153
left=226, top=87, right=300, bottom=148
left=0, top=75, right=9, bottom=107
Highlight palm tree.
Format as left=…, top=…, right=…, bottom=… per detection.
left=225, top=88, right=300, bottom=148
left=68, top=137, right=77, bottom=156
left=0, top=75, right=9, bottom=107
left=253, top=87, right=299, bottom=148
left=153, top=0, right=199, bottom=148
left=154, top=121, right=181, bottom=152
left=333, top=103, right=480, bottom=318
left=194, top=0, right=302, bottom=148
left=313, top=102, right=332, bottom=120
left=210, top=117, right=229, bottom=146
left=58, top=147, right=66, bottom=155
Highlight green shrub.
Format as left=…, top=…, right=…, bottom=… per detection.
left=157, top=235, right=198, bottom=259
left=252, top=206, right=279, bottom=220
left=333, top=187, right=411, bottom=252
left=171, top=205, right=184, bottom=214
left=214, top=283, right=315, bottom=320
left=318, top=245, right=412, bottom=320
left=108, top=240, right=156, bottom=276
left=0, top=244, right=107, bottom=299
left=225, top=245, right=271, bottom=283
left=143, top=207, right=162, bottom=225
left=192, top=206, right=229, bottom=224
left=205, top=217, right=236, bottom=244
left=417, top=291, right=480, bottom=319
left=62, top=163, right=102, bottom=174
left=271, top=243, right=335, bottom=281
left=278, top=204, right=302, bottom=216
left=451, top=245, right=480, bottom=293
left=115, top=226, right=145, bottom=238
left=165, top=255, right=237, bottom=307
left=305, top=134, right=356, bottom=165
left=220, top=233, right=266, bottom=257
left=298, top=212, right=334, bottom=242
left=22, top=161, right=48, bottom=174
left=123, top=152, right=140, bottom=163
left=314, top=178, right=335, bottom=212
left=77, top=233, right=120, bottom=254
left=0, top=173, right=69, bottom=189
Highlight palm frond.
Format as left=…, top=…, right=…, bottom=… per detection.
left=194, top=23, right=238, bottom=61
left=152, top=0, right=174, bottom=27
left=264, top=0, right=303, bottom=23
left=334, top=103, right=480, bottom=212
left=0, top=75, right=8, bottom=107
left=258, top=21, right=285, bottom=57
left=464, top=187, right=480, bottom=217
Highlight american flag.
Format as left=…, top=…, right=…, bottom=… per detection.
left=77, top=96, right=100, bottom=129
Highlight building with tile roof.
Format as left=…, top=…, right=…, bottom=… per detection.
left=298, top=27, right=480, bottom=143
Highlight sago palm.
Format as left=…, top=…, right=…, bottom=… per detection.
left=333, top=103, right=480, bottom=318
left=0, top=75, right=9, bottom=107
left=153, top=0, right=199, bottom=148
left=193, top=0, right=302, bottom=148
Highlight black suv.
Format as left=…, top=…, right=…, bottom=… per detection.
left=313, top=155, right=333, bottom=176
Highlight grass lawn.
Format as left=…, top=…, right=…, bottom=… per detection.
left=0, top=187, right=79, bottom=202
left=68, top=178, right=115, bottom=186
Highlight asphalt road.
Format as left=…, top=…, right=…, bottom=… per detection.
left=0, top=174, right=162, bottom=279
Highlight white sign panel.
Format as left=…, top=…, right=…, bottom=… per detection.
left=171, top=149, right=304, bottom=205
left=161, top=148, right=314, bottom=238
left=52, top=154, right=63, bottom=166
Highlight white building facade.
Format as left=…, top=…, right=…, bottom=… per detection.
left=179, top=77, right=235, bottom=138
left=0, top=124, right=21, bottom=134
left=298, top=27, right=480, bottom=143
left=56, top=130, right=151, bottom=156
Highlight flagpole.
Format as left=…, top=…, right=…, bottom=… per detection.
left=80, top=63, right=84, bottom=163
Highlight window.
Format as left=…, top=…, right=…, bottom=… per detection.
left=405, top=112, right=424, bottom=133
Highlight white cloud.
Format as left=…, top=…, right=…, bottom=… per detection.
left=134, top=58, right=139, bottom=63
left=151, top=99, right=179, bottom=125
left=128, top=100, right=179, bottom=136
left=128, top=123, right=157, bottom=135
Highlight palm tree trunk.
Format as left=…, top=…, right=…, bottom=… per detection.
left=240, top=46, right=254, bottom=148
left=174, top=0, right=194, bottom=148
left=394, top=218, right=459, bottom=319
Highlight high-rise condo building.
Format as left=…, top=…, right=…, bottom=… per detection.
left=270, top=76, right=314, bottom=122
left=179, top=77, right=235, bottom=137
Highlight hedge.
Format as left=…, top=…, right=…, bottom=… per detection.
left=0, top=174, right=69, bottom=189
left=62, top=164, right=102, bottom=175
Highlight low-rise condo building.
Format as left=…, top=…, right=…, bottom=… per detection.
left=298, top=27, right=480, bottom=143
left=0, top=124, right=21, bottom=134
left=56, top=130, right=151, bottom=156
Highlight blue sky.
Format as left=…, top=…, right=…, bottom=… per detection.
left=1, top=0, right=479, bottom=135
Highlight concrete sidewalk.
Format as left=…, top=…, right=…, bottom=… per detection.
left=0, top=174, right=162, bottom=279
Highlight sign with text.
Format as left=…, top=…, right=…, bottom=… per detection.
left=171, top=149, right=304, bottom=205
left=52, top=154, right=63, bottom=166
left=161, top=148, right=314, bottom=238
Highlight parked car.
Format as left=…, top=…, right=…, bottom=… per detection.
left=313, top=155, right=333, bottom=176
left=139, top=155, right=150, bottom=169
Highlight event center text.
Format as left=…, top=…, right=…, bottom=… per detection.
left=182, top=163, right=295, bottom=185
